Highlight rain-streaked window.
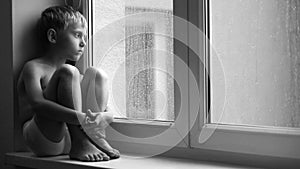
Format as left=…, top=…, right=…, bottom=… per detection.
left=210, top=0, right=300, bottom=128
left=92, top=0, right=174, bottom=121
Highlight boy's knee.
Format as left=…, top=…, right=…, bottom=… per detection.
left=86, top=67, right=108, bottom=83
left=96, top=69, right=108, bottom=84
left=58, top=64, right=80, bottom=79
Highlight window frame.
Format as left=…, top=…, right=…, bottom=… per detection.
left=82, top=0, right=190, bottom=149
left=189, top=0, right=300, bottom=160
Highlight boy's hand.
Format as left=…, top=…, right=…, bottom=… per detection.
left=82, top=109, right=113, bottom=138
left=84, top=109, right=113, bottom=129
left=86, top=109, right=100, bottom=121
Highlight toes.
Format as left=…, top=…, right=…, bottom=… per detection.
left=94, top=154, right=101, bottom=161
left=114, top=149, right=120, bottom=156
left=112, top=149, right=121, bottom=159
left=76, top=154, right=91, bottom=162
left=93, top=154, right=99, bottom=161
left=69, top=153, right=92, bottom=162
left=84, top=155, right=90, bottom=162
left=100, top=152, right=110, bottom=161
left=70, top=152, right=113, bottom=162
left=97, top=154, right=106, bottom=161
left=106, top=149, right=120, bottom=159
left=88, top=154, right=95, bottom=162
left=92, top=138, right=120, bottom=159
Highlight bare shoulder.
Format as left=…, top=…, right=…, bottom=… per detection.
left=21, top=59, right=45, bottom=78
left=23, top=59, right=42, bottom=71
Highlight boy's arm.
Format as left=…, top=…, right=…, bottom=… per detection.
left=22, top=63, right=86, bottom=125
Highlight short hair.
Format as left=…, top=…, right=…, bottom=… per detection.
left=37, top=5, right=87, bottom=46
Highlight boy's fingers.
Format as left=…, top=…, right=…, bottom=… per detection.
left=87, top=109, right=92, bottom=116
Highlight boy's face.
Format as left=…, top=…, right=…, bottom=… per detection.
left=56, top=22, right=87, bottom=61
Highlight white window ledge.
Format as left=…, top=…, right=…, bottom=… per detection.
left=5, top=152, right=250, bottom=169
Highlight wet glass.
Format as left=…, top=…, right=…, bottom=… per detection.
left=210, top=0, right=300, bottom=128
left=92, top=0, right=174, bottom=121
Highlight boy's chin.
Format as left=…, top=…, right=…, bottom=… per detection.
left=69, top=55, right=81, bottom=62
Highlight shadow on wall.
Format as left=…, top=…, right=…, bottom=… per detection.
left=13, top=0, right=64, bottom=152
left=14, top=21, right=44, bottom=152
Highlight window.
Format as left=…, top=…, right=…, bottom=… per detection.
left=82, top=0, right=300, bottom=162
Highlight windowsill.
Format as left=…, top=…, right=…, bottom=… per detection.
left=5, top=152, right=250, bottom=169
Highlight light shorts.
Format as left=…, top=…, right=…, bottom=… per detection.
left=23, top=118, right=70, bottom=156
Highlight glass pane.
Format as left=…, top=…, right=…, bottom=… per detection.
left=92, top=0, right=174, bottom=121
left=210, top=0, right=300, bottom=128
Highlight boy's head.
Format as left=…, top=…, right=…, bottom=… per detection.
left=37, top=5, right=87, bottom=48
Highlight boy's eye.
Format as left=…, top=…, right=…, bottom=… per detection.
left=75, top=33, right=82, bottom=38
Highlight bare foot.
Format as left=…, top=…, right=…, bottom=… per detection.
left=90, top=137, right=120, bottom=159
left=84, top=111, right=120, bottom=159
left=69, top=137, right=110, bottom=162
left=68, top=125, right=110, bottom=162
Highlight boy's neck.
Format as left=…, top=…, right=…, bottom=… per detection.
left=43, top=49, right=67, bottom=67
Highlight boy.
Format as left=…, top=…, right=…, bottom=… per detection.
left=17, top=5, right=120, bottom=162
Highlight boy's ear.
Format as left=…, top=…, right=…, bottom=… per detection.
left=47, top=28, right=57, bottom=44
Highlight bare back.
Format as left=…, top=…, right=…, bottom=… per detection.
left=18, top=58, right=56, bottom=126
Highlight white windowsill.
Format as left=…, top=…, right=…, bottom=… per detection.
left=5, top=152, right=250, bottom=169
left=113, top=118, right=174, bottom=127
left=204, top=123, right=300, bottom=136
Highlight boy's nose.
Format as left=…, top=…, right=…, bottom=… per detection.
left=80, top=41, right=86, bottom=47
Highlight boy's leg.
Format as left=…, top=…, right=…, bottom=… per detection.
left=40, top=64, right=109, bottom=161
left=81, top=67, right=120, bottom=159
